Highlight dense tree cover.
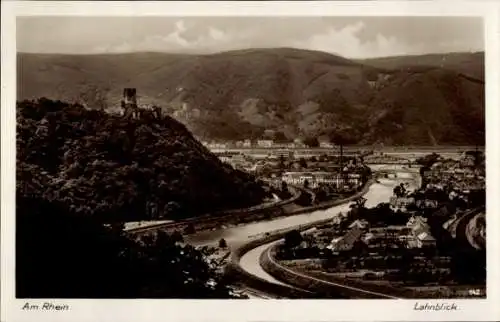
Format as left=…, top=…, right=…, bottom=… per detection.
left=17, top=193, right=235, bottom=298
left=303, top=136, right=319, bottom=148
left=284, top=230, right=304, bottom=248
left=273, top=131, right=288, bottom=143
left=393, top=183, right=408, bottom=198
left=295, top=191, right=313, bottom=207
left=17, top=98, right=267, bottom=223
left=218, top=238, right=228, bottom=248
left=465, top=150, right=485, bottom=167
left=329, top=126, right=360, bottom=147
left=348, top=201, right=411, bottom=227
left=277, top=181, right=293, bottom=200
left=416, top=152, right=440, bottom=168
left=298, top=158, right=308, bottom=168
left=313, top=185, right=331, bottom=203
left=351, top=196, right=367, bottom=209
left=16, top=98, right=270, bottom=298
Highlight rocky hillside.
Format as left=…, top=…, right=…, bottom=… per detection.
left=17, top=48, right=485, bottom=145
left=17, top=98, right=267, bottom=223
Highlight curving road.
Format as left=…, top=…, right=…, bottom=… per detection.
left=183, top=165, right=418, bottom=297
left=186, top=169, right=418, bottom=300
left=237, top=168, right=418, bottom=297
left=238, top=176, right=414, bottom=295
left=239, top=242, right=287, bottom=286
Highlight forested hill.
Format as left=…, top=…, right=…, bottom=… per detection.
left=17, top=98, right=267, bottom=223
left=18, top=48, right=485, bottom=145
left=16, top=98, right=265, bottom=298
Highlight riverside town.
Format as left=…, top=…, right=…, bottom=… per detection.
left=14, top=15, right=486, bottom=301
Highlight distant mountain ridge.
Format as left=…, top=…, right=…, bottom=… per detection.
left=17, top=48, right=485, bottom=145
left=359, top=52, right=484, bottom=81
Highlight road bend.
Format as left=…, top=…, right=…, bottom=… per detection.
left=236, top=168, right=417, bottom=298
left=182, top=165, right=417, bottom=297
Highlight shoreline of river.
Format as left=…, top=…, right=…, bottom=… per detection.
left=233, top=169, right=420, bottom=298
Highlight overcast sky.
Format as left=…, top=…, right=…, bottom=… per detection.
left=17, top=17, right=484, bottom=58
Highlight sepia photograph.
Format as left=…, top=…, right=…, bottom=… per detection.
left=2, top=1, right=500, bottom=322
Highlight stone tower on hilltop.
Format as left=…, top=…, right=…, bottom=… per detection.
left=121, top=88, right=138, bottom=118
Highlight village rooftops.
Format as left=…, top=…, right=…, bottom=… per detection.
left=417, top=231, right=436, bottom=242
left=415, top=199, right=439, bottom=208
left=407, top=215, right=428, bottom=227
left=328, top=226, right=363, bottom=251
left=283, top=171, right=336, bottom=176
left=348, top=219, right=369, bottom=229
left=390, top=196, right=415, bottom=207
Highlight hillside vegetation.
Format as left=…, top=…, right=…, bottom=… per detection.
left=18, top=48, right=485, bottom=145
left=360, top=52, right=484, bottom=80
left=17, top=98, right=267, bottom=223
left=16, top=97, right=269, bottom=298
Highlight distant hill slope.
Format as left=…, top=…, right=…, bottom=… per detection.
left=359, top=52, right=484, bottom=81
left=17, top=98, right=267, bottom=222
left=17, top=48, right=485, bottom=145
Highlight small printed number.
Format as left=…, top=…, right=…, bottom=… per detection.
left=468, top=289, right=481, bottom=296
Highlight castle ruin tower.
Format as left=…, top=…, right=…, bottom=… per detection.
left=121, top=88, right=138, bottom=118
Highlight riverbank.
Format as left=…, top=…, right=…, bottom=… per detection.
left=124, top=184, right=302, bottom=237
left=258, top=190, right=485, bottom=299
left=226, top=178, right=375, bottom=298
left=181, top=177, right=375, bottom=246
left=233, top=168, right=422, bottom=298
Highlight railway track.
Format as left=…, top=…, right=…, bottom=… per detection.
left=124, top=186, right=302, bottom=237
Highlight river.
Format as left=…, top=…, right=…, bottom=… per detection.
left=237, top=174, right=416, bottom=289
left=182, top=167, right=418, bottom=295
left=185, top=168, right=417, bottom=249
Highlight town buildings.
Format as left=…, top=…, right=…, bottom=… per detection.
left=275, top=149, right=295, bottom=159
left=281, top=171, right=362, bottom=189
left=423, top=156, right=485, bottom=193
left=294, top=138, right=306, bottom=148
left=257, top=140, right=274, bottom=148
left=243, top=139, right=252, bottom=148
left=171, top=102, right=201, bottom=120
left=319, top=141, right=334, bottom=148
left=328, top=226, right=364, bottom=252
left=349, top=219, right=369, bottom=230
left=389, top=196, right=416, bottom=211
left=208, top=142, right=229, bottom=149
left=415, top=199, right=439, bottom=209
left=406, top=216, right=436, bottom=248
left=329, top=215, right=438, bottom=250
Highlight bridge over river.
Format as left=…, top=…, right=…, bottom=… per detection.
left=123, top=163, right=421, bottom=298
left=124, top=163, right=419, bottom=240
left=234, top=167, right=419, bottom=298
